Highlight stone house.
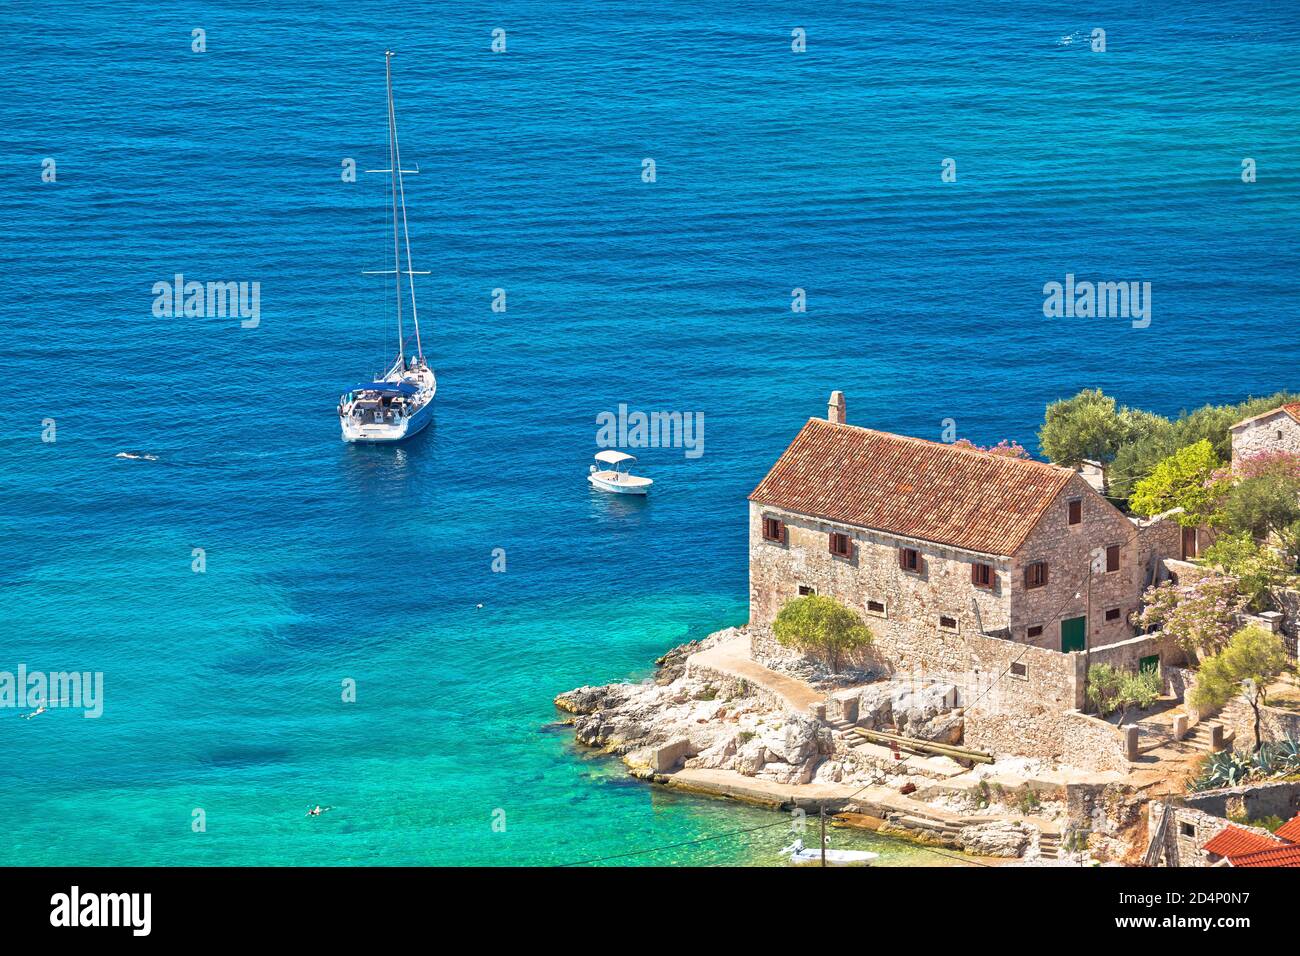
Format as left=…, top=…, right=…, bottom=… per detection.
left=1230, top=402, right=1300, bottom=468
left=749, top=393, right=1147, bottom=661
left=1148, top=782, right=1300, bottom=867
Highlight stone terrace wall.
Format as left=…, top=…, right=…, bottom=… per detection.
left=1088, top=632, right=1162, bottom=673
left=1060, top=710, right=1131, bottom=774
left=1178, top=780, right=1300, bottom=822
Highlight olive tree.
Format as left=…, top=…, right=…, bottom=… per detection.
left=772, top=595, right=873, bottom=674
left=1191, top=626, right=1290, bottom=751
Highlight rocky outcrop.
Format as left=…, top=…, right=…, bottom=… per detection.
left=958, top=821, right=1033, bottom=858
left=555, top=628, right=833, bottom=785
left=848, top=682, right=964, bottom=743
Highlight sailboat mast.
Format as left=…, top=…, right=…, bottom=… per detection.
left=384, top=51, right=405, bottom=366
left=385, top=52, right=424, bottom=362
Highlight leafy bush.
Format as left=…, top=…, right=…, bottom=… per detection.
left=772, top=594, right=873, bottom=673
left=1086, top=664, right=1125, bottom=715
left=1138, top=577, right=1246, bottom=661
left=1087, top=664, right=1161, bottom=720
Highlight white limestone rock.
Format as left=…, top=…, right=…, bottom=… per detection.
left=959, top=821, right=1033, bottom=858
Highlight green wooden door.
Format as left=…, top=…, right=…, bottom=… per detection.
left=1061, top=616, right=1087, bottom=653
left=1140, top=653, right=1160, bottom=674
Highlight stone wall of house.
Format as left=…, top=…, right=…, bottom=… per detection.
left=1231, top=410, right=1300, bottom=466
left=747, top=502, right=1013, bottom=647
left=1134, top=512, right=1182, bottom=586
left=1011, top=473, right=1143, bottom=651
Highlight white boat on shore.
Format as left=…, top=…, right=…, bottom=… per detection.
left=338, top=51, right=437, bottom=444
left=588, top=451, right=653, bottom=495
left=780, top=839, right=878, bottom=866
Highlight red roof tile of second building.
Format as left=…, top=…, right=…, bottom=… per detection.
left=1231, top=402, right=1300, bottom=429
left=749, top=418, right=1074, bottom=556
left=1271, top=813, right=1300, bottom=843
left=1228, top=844, right=1300, bottom=868
left=1201, top=825, right=1283, bottom=859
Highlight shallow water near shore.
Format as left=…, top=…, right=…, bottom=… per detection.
left=2, top=0, right=1298, bottom=865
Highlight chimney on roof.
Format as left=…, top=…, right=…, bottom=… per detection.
left=827, top=391, right=846, bottom=425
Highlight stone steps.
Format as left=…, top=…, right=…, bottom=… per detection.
left=1038, top=833, right=1061, bottom=860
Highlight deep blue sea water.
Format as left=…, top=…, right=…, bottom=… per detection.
left=0, top=1, right=1297, bottom=865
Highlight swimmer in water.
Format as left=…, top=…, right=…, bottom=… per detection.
left=21, top=699, right=46, bottom=720
left=306, top=805, right=331, bottom=817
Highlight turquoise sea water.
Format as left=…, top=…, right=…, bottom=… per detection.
left=1, top=1, right=1297, bottom=865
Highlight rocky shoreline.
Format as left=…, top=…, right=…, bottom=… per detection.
left=554, top=626, right=1111, bottom=862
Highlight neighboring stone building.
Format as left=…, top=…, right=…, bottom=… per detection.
left=749, top=393, right=1146, bottom=658
left=1230, top=402, right=1300, bottom=467
left=1148, top=783, right=1300, bottom=867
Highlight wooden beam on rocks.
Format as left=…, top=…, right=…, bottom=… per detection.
left=850, top=727, right=995, bottom=764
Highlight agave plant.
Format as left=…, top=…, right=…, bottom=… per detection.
left=1268, top=735, right=1300, bottom=775
left=1189, top=751, right=1252, bottom=792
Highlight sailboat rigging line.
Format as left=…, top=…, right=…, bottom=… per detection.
left=385, top=50, right=423, bottom=362
left=384, top=51, right=405, bottom=367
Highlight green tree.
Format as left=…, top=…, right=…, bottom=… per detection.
left=1218, top=472, right=1300, bottom=546
left=772, top=595, right=873, bottom=673
left=1200, top=533, right=1289, bottom=610
left=1129, top=440, right=1221, bottom=525
left=1038, top=389, right=1130, bottom=466
left=1191, top=626, right=1290, bottom=751
left=1099, top=392, right=1298, bottom=505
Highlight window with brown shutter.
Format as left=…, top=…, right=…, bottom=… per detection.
left=829, top=532, right=852, bottom=558
left=1010, top=662, right=1028, bottom=678
left=762, top=517, right=784, bottom=542
left=1024, top=561, right=1048, bottom=589
left=866, top=599, right=886, bottom=615
left=971, top=563, right=993, bottom=588
left=939, top=615, right=958, bottom=631
left=899, top=547, right=920, bottom=573
left=1106, top=544, right=1120, bottom=573
left=1027, top=625, right=1043, bottom=638
left=1105, top=607, right=1121, bottom=622
left=1067, top=499, right=1082, bottom=525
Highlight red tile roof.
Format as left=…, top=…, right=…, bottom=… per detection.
left=1228, top=844, right=1300, bottom=868
left=1201, top=825, right=1283, bottom=859
left=1271, top=814, right=1300, bottom=843
left=749, top=418, right=1075, bottom=556
left=1231, top=402, right=1300, bottom=430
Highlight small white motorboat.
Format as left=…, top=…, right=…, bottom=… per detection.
left=588, top=451, right=653, bottom=495
left=780, top=839, right=878, bottom=866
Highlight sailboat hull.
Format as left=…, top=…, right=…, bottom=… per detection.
left=341, top=396, right=434, bottom=443
left=339, top=365, right=437, bottom=443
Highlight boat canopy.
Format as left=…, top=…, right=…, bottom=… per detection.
left=594, top=450, right=636, bottom=465
left=350, top=381, right=418, bottom=396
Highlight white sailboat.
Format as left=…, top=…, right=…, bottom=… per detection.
left=339, top=51, right=437, bottom=443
